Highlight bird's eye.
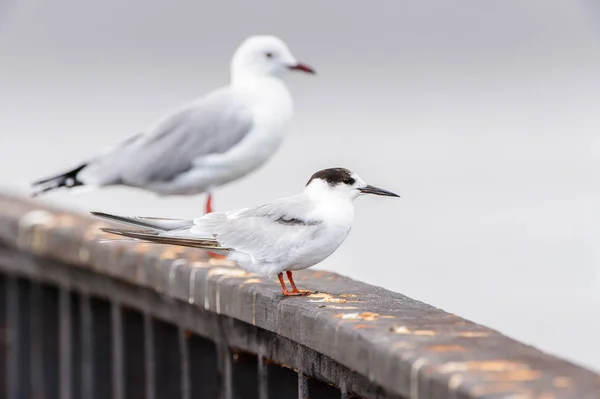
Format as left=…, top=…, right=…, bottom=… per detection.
left=265, top=52, right=273, bottom=58
left=343, top=178, right=355, bottom=185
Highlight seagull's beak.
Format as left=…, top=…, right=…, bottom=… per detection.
left=358, top=185, right=400, bottom=197
left=288, top=62, right=316, bottom=75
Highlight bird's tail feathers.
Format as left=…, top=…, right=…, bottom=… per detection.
left=100, top=227, right=228, bottom=252
left=31, top=163, right=88, bottom=197
left=91, top=211, right=193, bottom=231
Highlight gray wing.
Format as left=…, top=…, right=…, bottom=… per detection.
left=190, top=195, right=322, bottom=263
left=98, top=88, right=254, bottom=186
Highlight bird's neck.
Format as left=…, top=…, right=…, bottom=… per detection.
left=230, top=65, right=283, bottom=88
left=305, top=184, right=355, bottom=225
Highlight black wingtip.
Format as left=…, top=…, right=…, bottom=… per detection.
left=31, top=163, right=88, bottom=195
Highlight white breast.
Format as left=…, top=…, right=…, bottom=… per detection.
left=196, top=78, right=294, bottom=187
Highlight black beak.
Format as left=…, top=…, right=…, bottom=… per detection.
left=288, top=62, right=316, bottom=75
left=358, top=185, right=400, bottom=197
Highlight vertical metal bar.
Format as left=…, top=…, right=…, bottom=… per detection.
left=40, top=285, right=60, bottom=399
left=298, top=371, right=309, bottom=399
left=257, top=356, right=268, bottom=399
left=15, top=279, right=32, bottom=399
left=0, top=275, right=7, bottom=398
left=112, top=302, right=124, bottom=399
left=80, top=294, right=93, bottom=399
left=6, top=277, right=18, bottom=399
left=59, top=288, right=72, bottom=399
left=340, top=382, right=349, bottom=399
left=30, top=283, right=44, bottom=398
left=218, top=343, right=232, bottom=399
left=179, top=328, right=190, bottom=399
left=69, top=293, right=82, bottom=398
left=144, top=313, right=155, bottom=399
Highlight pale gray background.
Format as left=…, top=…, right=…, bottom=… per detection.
left=1, top=0, right=599, bottom=370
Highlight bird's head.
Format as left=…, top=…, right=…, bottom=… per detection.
left=305, top=168, right=400, bottom=201
left=231, top=35, right=315, bottom=83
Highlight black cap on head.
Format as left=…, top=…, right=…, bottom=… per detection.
left=306, top=168, right=356, bottom=187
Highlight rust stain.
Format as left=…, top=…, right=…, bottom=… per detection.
left=354, top=324, right=376, bottom=329
left=134, top=242, right=154, bottom=253
left=483, top=370, right=542, bottom=382
left=208, top=257, right=236, bottom=266
left=391, top=326, right=436, bottom=336
left=437, top=360, right=528, bottom=374
left=469, top=383, right=532, bottom=397
left=428, top=345, right=465, bottom=352
left=308, top=293, right=355, bottom=303
left=390, top=325, right=490, bottom=338
left=207, top=267, right=252, bottom=279
left=160, top=247, right=188, bottom=259
left=333, top=312, right=380, bottom=321
left=338, top=293, right=357, bottom=298
left=553, top=377, right=572, bottom=388
left=458, top=331, right=490, bottom=338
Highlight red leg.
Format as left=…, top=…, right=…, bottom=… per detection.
left=286, top=271, right=312, bottom=295
left=205, top=193, right=213, bottom=214
left=278, top=272, right=291, bottom=295
left=204, top=193, right=225, bottom=258
left=278, top=272, right=308, bottom=296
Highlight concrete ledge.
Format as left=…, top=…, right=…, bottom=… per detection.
left=0, top=192, right=598, bottom=399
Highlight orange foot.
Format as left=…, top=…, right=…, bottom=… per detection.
left=278, top=272, right=313, bottom=296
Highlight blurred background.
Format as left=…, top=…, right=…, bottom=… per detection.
left=1, top=0, right=600, bottom=371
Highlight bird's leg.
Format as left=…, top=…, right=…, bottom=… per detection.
left=286, top=271, right=312, bottom=295
left=205, top=193, right=214, bottom=214
left=278, top=272, right=307, bottom=296
left=204, top=193, right=226, bottom=259
left=278, top=272, right=291, bottom=295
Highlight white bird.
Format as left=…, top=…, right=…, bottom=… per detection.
left=92, top=168, right=400, bottom=296
left=31, top=35, right=315, bottom=214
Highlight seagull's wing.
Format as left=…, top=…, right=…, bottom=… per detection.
left=190, top=195, right=322, bottom=263
left=84, top=87, right=254, bottom=186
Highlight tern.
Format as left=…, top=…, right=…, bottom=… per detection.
left=92, top=168, right=400, bottom=296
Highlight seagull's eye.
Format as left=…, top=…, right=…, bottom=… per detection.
left=343, top=178, right=355, bottom=185
left=265, top=52, right=274, bottom=58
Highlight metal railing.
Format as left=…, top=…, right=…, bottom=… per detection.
left=0, top=192, right=598, bottom=399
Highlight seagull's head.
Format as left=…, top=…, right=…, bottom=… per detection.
left=231, top=35, right=315, bottom=83
left=305, top=168, right=400, bottom=201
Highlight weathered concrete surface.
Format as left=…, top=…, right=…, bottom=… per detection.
left=0, top=192, right=599, bottom=399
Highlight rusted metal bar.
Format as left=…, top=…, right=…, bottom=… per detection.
left=143, top=313, right=155, bottom=399
left=0, top=192, right=599, bottom=399
left=111, top=301, right=124, bottom=399
left=80, top=294, right=93, bottom=399
left=59, top=287, right=72, bottom=399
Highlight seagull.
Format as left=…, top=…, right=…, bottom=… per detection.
left=31, top=35, right=315, bottom=214
left=92, top=168, right=400, bottom=296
